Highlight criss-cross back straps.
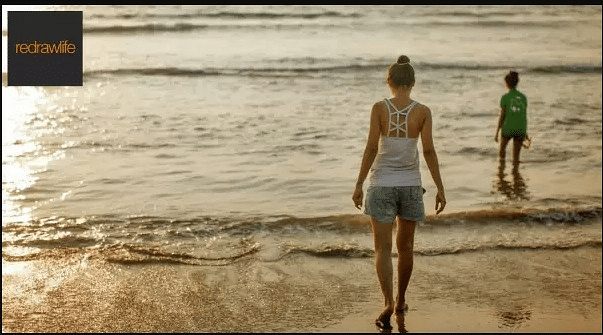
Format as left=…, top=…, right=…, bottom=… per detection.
left=384, top=99, right=417, bottom=138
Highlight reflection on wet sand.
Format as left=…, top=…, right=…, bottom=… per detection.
left=494, top=160, right=530, bottom=201
left=497, top=305, right=532, bottom=330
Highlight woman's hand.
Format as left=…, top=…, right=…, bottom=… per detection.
left=352, top=184, right=363, bottom=210
left=435, top=190, right=446, bottom=214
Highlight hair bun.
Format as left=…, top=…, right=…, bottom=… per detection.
left=397, top=55, right=411, bottom=65
left=388, top=55, right=415, bottom=87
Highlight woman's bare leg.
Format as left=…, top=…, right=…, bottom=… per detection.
left=395, top=216, right=416, bottom=312
left=370, top=217, right=395, bottom=325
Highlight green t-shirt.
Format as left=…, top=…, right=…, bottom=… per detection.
left=500, top=89, right=527, bottom=137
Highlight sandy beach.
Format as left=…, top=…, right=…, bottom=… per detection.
left=3, top=245, right=600, bottom=333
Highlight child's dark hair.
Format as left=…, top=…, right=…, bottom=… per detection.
left=387, top=55, right=415, bottom=88
left=505, top=71, right=519, bottom=89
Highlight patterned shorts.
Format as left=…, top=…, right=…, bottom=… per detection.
left=364, top=186, right=425, bottom=223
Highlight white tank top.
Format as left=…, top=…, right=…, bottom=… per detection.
left=368, top=99, right=422, bottom=187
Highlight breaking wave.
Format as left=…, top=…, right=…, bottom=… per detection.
left=83, top=63, right=602, bottom=80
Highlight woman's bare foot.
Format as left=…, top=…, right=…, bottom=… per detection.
left=375, top=306, right=394, bottom=330
left=395, top=297, right=408, bottom=313
left=395, top=302, right=408, bottom=313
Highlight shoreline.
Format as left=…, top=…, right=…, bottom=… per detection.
left=3, top=247, right=601, bottom=333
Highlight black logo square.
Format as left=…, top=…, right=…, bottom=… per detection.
left=8, top=11, right=83, bottom=86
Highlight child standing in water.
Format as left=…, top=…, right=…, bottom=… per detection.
left=495, top=71, right=529, bottom=169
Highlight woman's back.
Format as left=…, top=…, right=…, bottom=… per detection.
left=376, top=97, right=426, bottom=139
left=369, top=98, right=424, bottom=187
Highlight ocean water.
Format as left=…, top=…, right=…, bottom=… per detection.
left=2, top=5, right=602, bottom=332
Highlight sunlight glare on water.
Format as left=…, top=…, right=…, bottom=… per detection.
left=2, top=86, right=59, bottom=225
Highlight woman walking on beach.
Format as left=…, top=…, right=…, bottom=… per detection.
left=495, top=71, right=528, bottom=169
left=352, top=55, right=446, bottom=330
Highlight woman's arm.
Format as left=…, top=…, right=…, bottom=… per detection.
left=420, top=106, right=446, bottom=214
left=352, top=103, right=382, bottom=210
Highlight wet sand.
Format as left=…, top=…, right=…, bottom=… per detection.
left=321, top=300, right=601, bottom=333
left=326, top=247, right=602, bottom=333
left=3, top=247, right=601, bottom=333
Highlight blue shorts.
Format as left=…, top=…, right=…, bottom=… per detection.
left=364, top=186, right=425, bottom=223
